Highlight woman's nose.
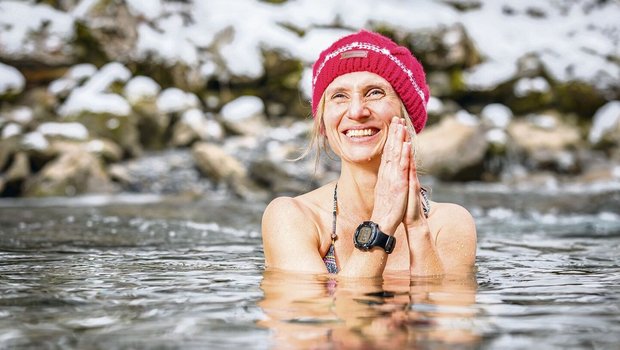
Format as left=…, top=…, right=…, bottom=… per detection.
left=347, top=94, right=370, bottom=120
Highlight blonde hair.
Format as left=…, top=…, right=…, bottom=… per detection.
left=295, top=94, right=421, bottom=172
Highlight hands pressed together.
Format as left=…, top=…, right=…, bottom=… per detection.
left=372, top=116, right=428, bottom=235
left=371, top=116, right=444, bottom=276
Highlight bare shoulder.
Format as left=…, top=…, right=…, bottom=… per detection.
left=431, top=202, right=476, bottom=230
left=262, top=196, right=317, bottom=239
left=430, top=202, right=477, bottom=271
left=261, top=185, right=334, bottom=272
left=262, top=185, right=331, bottom=228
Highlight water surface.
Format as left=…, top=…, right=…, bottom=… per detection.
left=1, top=183, right=619, bottom=349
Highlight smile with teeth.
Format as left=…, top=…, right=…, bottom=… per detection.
left=345, top=128, right=378, bottom=138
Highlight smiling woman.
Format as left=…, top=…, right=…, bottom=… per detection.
left=261, top=29, right=477, bottom=278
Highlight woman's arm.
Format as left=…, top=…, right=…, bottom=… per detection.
left=338, top=117, right=411, bottom=278
left=262, top=196, right=328, bottom=273
left=404, top=160, right=477, bottom=276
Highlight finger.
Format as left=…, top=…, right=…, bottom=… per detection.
left=399, top=141, right=412, bottom=172
left=383, top=117, right=399, bottom=161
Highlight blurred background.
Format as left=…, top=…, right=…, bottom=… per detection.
left=0, top=0, right=619, bottom=200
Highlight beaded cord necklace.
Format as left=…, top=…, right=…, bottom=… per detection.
left=322, top=183, right=430, bottom=274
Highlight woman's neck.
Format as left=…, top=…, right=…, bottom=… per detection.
left=337, top=159, right=381, bottom=220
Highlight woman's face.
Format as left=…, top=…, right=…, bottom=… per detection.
left=322, top=71, right=402, bottom=164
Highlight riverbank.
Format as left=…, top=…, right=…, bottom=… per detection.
left=1, top=0, right=619, bottom=199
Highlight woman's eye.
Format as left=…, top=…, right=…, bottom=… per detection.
left=331, top=93, right=346, bottom=100
left=367, top=89, right=384, bottom=98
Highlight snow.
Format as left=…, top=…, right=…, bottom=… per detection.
left=588, top=101, right=620, bottom=144
left=21, top=132, right=49, bottom=151
left=180, top=109, right=224, bottom=140
left=456, top=110, right=479, bottom=127
left=37, top=122, right=89, bottom=141
left=426, top=97, right=444, bottom=116
left=481, top=104, right=513, bottom=129
left=486, top=129, right=508, bottom=145
left=2, top=123, right=22, bottom=139
left=514, top=77, right=551, bottom=98
left=1, top=0, right=619, bottom=108
left=0, top=1, right=74, bottom=56
left=0, top=62, right=25, bottom=95
left=67, top=64, right=98, bottom=80
left=7, top=107, right=33, bottom=125
left=49, top=64, right=98, bottom=96
left=125, top=0, right=163, bottom=21
left=220, top=96, right=265, bottom=121
left=124, top=76, right=161, bottom=105
left=58, top=63, right=132, bottom=117
left=156, top=88, right=200, bottom=114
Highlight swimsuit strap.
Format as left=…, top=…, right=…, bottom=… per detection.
left=323, top=183, right=339, bottom=274
left=322, top=183, right=430, bottom=274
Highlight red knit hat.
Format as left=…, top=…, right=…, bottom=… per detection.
left=311, top=30, right=430, bottom=133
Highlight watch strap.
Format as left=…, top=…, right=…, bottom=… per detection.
left=374, top=229, right=395, bottom=254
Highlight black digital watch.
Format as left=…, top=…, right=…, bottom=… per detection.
left=353, top=221, right=395, bottom=254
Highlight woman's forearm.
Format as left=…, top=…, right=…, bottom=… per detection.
left=407, top=225, right=444, bottom=276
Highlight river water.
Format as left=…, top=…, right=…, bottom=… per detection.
left=0, top=182, right=619, bottom=349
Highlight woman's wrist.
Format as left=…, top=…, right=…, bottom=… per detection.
left=370, top=216, right=399, bottom=236
left=405, top=223, right=432, bottom=240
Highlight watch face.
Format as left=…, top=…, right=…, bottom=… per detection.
left=358, top=226, right=373, bottom=244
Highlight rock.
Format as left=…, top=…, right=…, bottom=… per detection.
left=73, top=0, right=138, bottom=63
left=0, top=2, right=77, bottom=66
left=249, top=157, right=316, bottom=196
left=0, top=152, right=30, bottom=196
left=219, top=96, right=269, bottom=136
left=49, top=139, right=123, bottom=163
left=85, top=139, right=124, bottom=163
left=23, top=148, right=114, bottom=197
left=156, top=88, right=200, bottom=114
left=171, top=109, right=224, bottom=147
left=1, top=123, right=22, bottom=140
left=55, top=62, right=141, bottom=156
left=555, top=81, right=607, bottom=119
left=192, top=142, right=265, bottom=199
left=123, top=76, right=161, bottom=105
left=37, top=122, right=89, bottom=141
left=417, top=116, right=488, bottom=181
left=404, top=23, right=481, bottom=70
left=124, top=78, right=170, bottom=150
left=508, top=113, right=582, bottom=173
left=16, top=88, right=58, bottom=122
left=507, top=76, right=553, bottom=114
left=0, top=62, right=26, bottom=98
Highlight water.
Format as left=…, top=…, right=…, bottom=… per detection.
left=0, top=183, right=619, bottom=349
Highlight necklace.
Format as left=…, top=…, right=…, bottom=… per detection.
left=330, top=183, right=431, bottom=244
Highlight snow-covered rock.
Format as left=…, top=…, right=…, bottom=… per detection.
left=156, top=88, right=200, bottom=114
left=0, top=62, right=25, bottom=96
left=589, top=101, right=620, bottom=145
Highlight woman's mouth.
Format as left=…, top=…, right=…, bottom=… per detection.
left=345, top=128, right=379, bottom=138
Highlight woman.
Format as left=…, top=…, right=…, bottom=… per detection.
left=262, top=30, right=477, bottom=277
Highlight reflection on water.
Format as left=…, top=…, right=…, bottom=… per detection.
left=260, top=271, right=479, bottom=349
left=0, top=184, right=619, bottom=349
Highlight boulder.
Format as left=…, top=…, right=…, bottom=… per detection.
left=417, top=115, right=488, bottom=181
left=0, top=62, right=26, bottom=99
left=192, top=142, right=265, bottom=199
left=508, top=112, right=582, bottom=173
left=171, top=109, right=224, bottom=147
left=0, top=152, right=30, bottom=196
left=23, top=148, right=114, bottom=196
left=72, top=0, right=138, bottom=64
left=0, top=2, right=77, bottom=66
left=219, top=96, right=269, bottom=136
